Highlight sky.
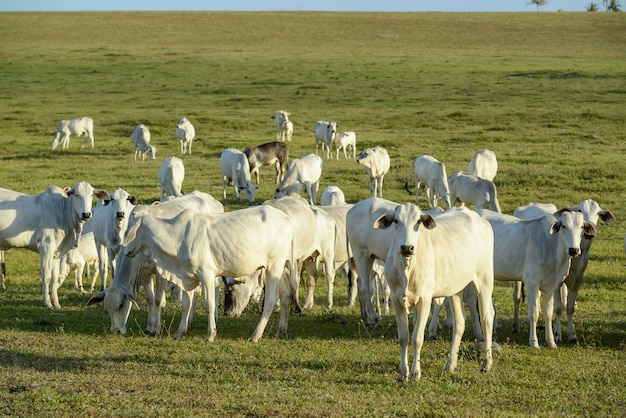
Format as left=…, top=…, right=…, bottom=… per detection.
left=0, top=1, right=599, bottom=13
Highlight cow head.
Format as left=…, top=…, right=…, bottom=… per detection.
left=63, top=181, right=110, bottom=222
left=571, top=199, right=616, bottom=229
left=240, top=182, right=256, bottom=203
left=550, top=209, right=596, bottom=257
left=222, top=271, right=264, bottom=317
left=374, top=203, right=436, bottom=258
left=103, top=188, right=138, bottom=222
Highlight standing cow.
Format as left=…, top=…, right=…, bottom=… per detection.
left=176, top=117, right=196, bottom=155
left=405, top=155, right=451, bottom=209
left=51, top=117, right=95, bottom=150
left=468, top=149, right=498, bottom=181
left=334, top=131, right=357, bottom=159
left=131, top=124, right=157, bottom=161
left=0, top=182, right=109, bottom=309
left=243, top=141, right=288, bottom=185
left=273, top=110, right=292, bottom=142
left=357, top=146, right=390, bottom=198
left=448, top=171, right=501, bottom=212
left=220, top=148, right=256, bottom=202
left=274, top=154, right=323, bottom=205
left=376, top=204, right=495, bottom=381
left=315, top=121, right=338, bottom=159
left=158, top=156, right=185, bottom=200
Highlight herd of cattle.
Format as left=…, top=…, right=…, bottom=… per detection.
left=0, top=111, right=617, bottom=382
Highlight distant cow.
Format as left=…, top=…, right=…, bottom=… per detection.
left=0, top=182, right=109, bottom=309
left=220, top=148, right=256, bottom=202
left=405, top=155, right=451, bottom=209
left=273, top=110, right=292, bottom=142
left=320, top=185, right=346, bottom=206
left=158, top=156, right=185, bottom=200
left=468, top=149, right=498, bottom=181
left=357, top=146, right=390, bottom=198
left=376, top=204, right=495, bottom=381
left=274, top=154, right=323, bottom=205
left=51, top=117, right=94, bottom=150
left=334, top=131, right=356, bottom=159
left=243, top=141, right=288, bottom=185
left=448, top=171, right=501, bottom=212
left=131, top=124, right=156, bottom=161
left=315, top=121, right=338, bottom=159
left=176, top=117, right=196, bottom=155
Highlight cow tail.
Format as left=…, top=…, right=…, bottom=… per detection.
left=404, top=158, right=415, bottom=194
left=289, top=234, right=300, bottom=313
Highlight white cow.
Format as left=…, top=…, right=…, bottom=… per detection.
left=334, top=131, right=356, bottom=159
left=477, top=208, right=595, bottom=348
left=405, top=155, right=451, bottom=209
left=220, top=148, right=256, bottom=202
left=88, top=192, right=224, bottom=337
left=0, top=182, right=109, bottom=309
left=95, top=205, right=298, bottom=342
left=131, top=124, right=156, bottom=161
left=468, top=149, right=498, bottom=181
left=176, top=117, right=196, bottom=155
left=514, top=200, right=615, bottom=343
left=315, top=120, right=338, bottom=159
left=59, top=230, right=99, bottom=293
left=273, top=110, right=292, bottom=142
left=375, top=204, right=495, bottom=381
left=158, top=156, right=185, bottom=200
left=448, top=171, right=501, bottom=212
left=51, top=117, right=94, bottom=150
left=320, top=185, right=346, bottom=206
left=357, top=146, right=390, bottom=198
left=274, top=154, right=323, bottom=206
left=281, top=117, right=293, bottom=143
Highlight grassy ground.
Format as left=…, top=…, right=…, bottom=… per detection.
left=0, top=11, right=625, bottom=417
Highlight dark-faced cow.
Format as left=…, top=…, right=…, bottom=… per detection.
left=243, top=141, right=288, bottom=185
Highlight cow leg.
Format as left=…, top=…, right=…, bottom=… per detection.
left=410, top=300, right=431, bottom=381
left=323, top=256, right=335, bottom=309
left=444, top=293, right=465, bottom=373
left=525, top=283, right=541, bottom=349
left=512, top=281, right=523, bottom=333
left=565, top=283, right=579, bottom=343
left=39, top=248, right=56, bottom=309
left=541, top=289, right=558, bottom=349
left=175, top=288, right=194, bottom=339
left=392, top=296, right=410, bottom=382
left=97, top=245, right=108, bottom=291
left=474, top=282, right=494, bottom=373
left=303, top=182, right=314, bottom=206
left=347, top=260, right=358, bottom=308
left=354, top=254, right=380, bottom=327
left=427, top=299, right=443, bottom=340
left=462, top=285, right=485, bottom=342
left=303, top=260, right=316, bottom=309
left=249, top=266, right=282, bottom=342
left=553, top=284, right=566, bottom=344
left=202, top=273, right=218, bottom=342
left=378, top=176, right=384, bottom=198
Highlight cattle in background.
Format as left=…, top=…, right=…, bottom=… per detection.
left=158, top=156, right=185, bottom=200
left=274, top=154, right=323, bottom=205
left=315, top=120, right=338, bottom=159
left=0, top=182, right=109, bottom=309
left=477, top=208, right=595, bottom=348
left=321, top=185, right=346, bottom=206
left=376, top=204, right=495, bottom=381
left=273, top=110, right=292, bottom=142
left=468, top=149, right=498, bottom=181
left=51, top=117, right=95, bottom=150
left=448, top=171, right=501, bottom=212
left=405, top=155, right=451, bottom=209
left=334, top=131, right=356, bottom=159
left=357, top=146, right=390, bottom=198
left=220, top=148, right=256, bottom=202
left=281, top=117, right=293, bottom=142
left=176, top=117, right=196, bottom=155
left=514, top=199, right=615, bottom=343
left=88, top=192, right=224, bottom=338
left=243, top=141, right=288, bottom=185
left=131, top=124, right=156, bottom=161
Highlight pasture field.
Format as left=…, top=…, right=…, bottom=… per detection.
left=0, top=11, right=625, bottom=417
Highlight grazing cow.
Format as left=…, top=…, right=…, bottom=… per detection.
left=0, top=182, right=109, bottom=309
left=514, top=200, right=615, bottom=343
left=405, top=155, right=451, bottom=209
left=131, top=124, right=156, bottom=161
left=448, top=171, right=501, bottom=212
left=468, top=149, right=498, bottom=181
left=220, top=148, right=256, bottom=202
left=334, top=131, right=357, bottom=159
left=88, top=192, right=224, bottom=337
left=243, top=141, right=288, bottom=185
left=315, top=121, right=338, bottom=159
left=51, top=117, right=94, bottom=150
left=176, top=117, right=196, bottom=155
left=158, top=156, right=185, bottom=200
left=477, top=208, right=595, bottom=348
left=273, top=110, right=292, bottom=142
left=59, top=230, right=99, bottom=293
left=357, top=146, right=390, bottom=198
left=95, top=205, right=298, bottom=342
left=274, top=154, right=323, bottom=205
left=375, top=204, right=495, bottom=381
left=320, top=185, right=346, bottom=206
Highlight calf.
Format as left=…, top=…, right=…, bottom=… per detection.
left=51, top=116, right=94, bottom=150
left=176, top=117, right=196, bottom=155
left=405, top=155, right=451, bottom=209
left=320, top=185, right=346, bottom=206
left=131, top=124, right=156, bottom=161
left=59, top=230, right=99, bottom=293
left=376, top=204, right=495, bottom=381
left=468, top=149, right=498, bottom=181
left=448, top=171, right=501, bottom=212
left=243, top=141, right=288, bottom=185
left=220, top=148, right=256, bottom=202
left=357, top=146, right=390, bottom=198
left=315, top=121, right=338, bottom=159
left=274, top=154, right=323, bottom=205
left=158, top=156, right=185, bottom=200
left=334, top=131, right=356, bottom=159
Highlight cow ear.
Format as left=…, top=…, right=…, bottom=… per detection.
left=123, top=288, right=140, bottom=309
left=62, top=187, right=73, bottom=197
left=94, top=189, right=110, bottom=201
left=598, top=210, right=616, bottom=224
left=550, top=221, right=562, bottom=235
left=128, top=195, right=138, bottom=205
left=87, top=291, right=106, bottom=306
left=583, top=222, right=597, bottom=239
left=419, top=214, right=436, bottom=230
left=374, top=214, right=396, bottom=229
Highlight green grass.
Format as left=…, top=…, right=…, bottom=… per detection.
left=0, top=11, right=625, bottom=417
